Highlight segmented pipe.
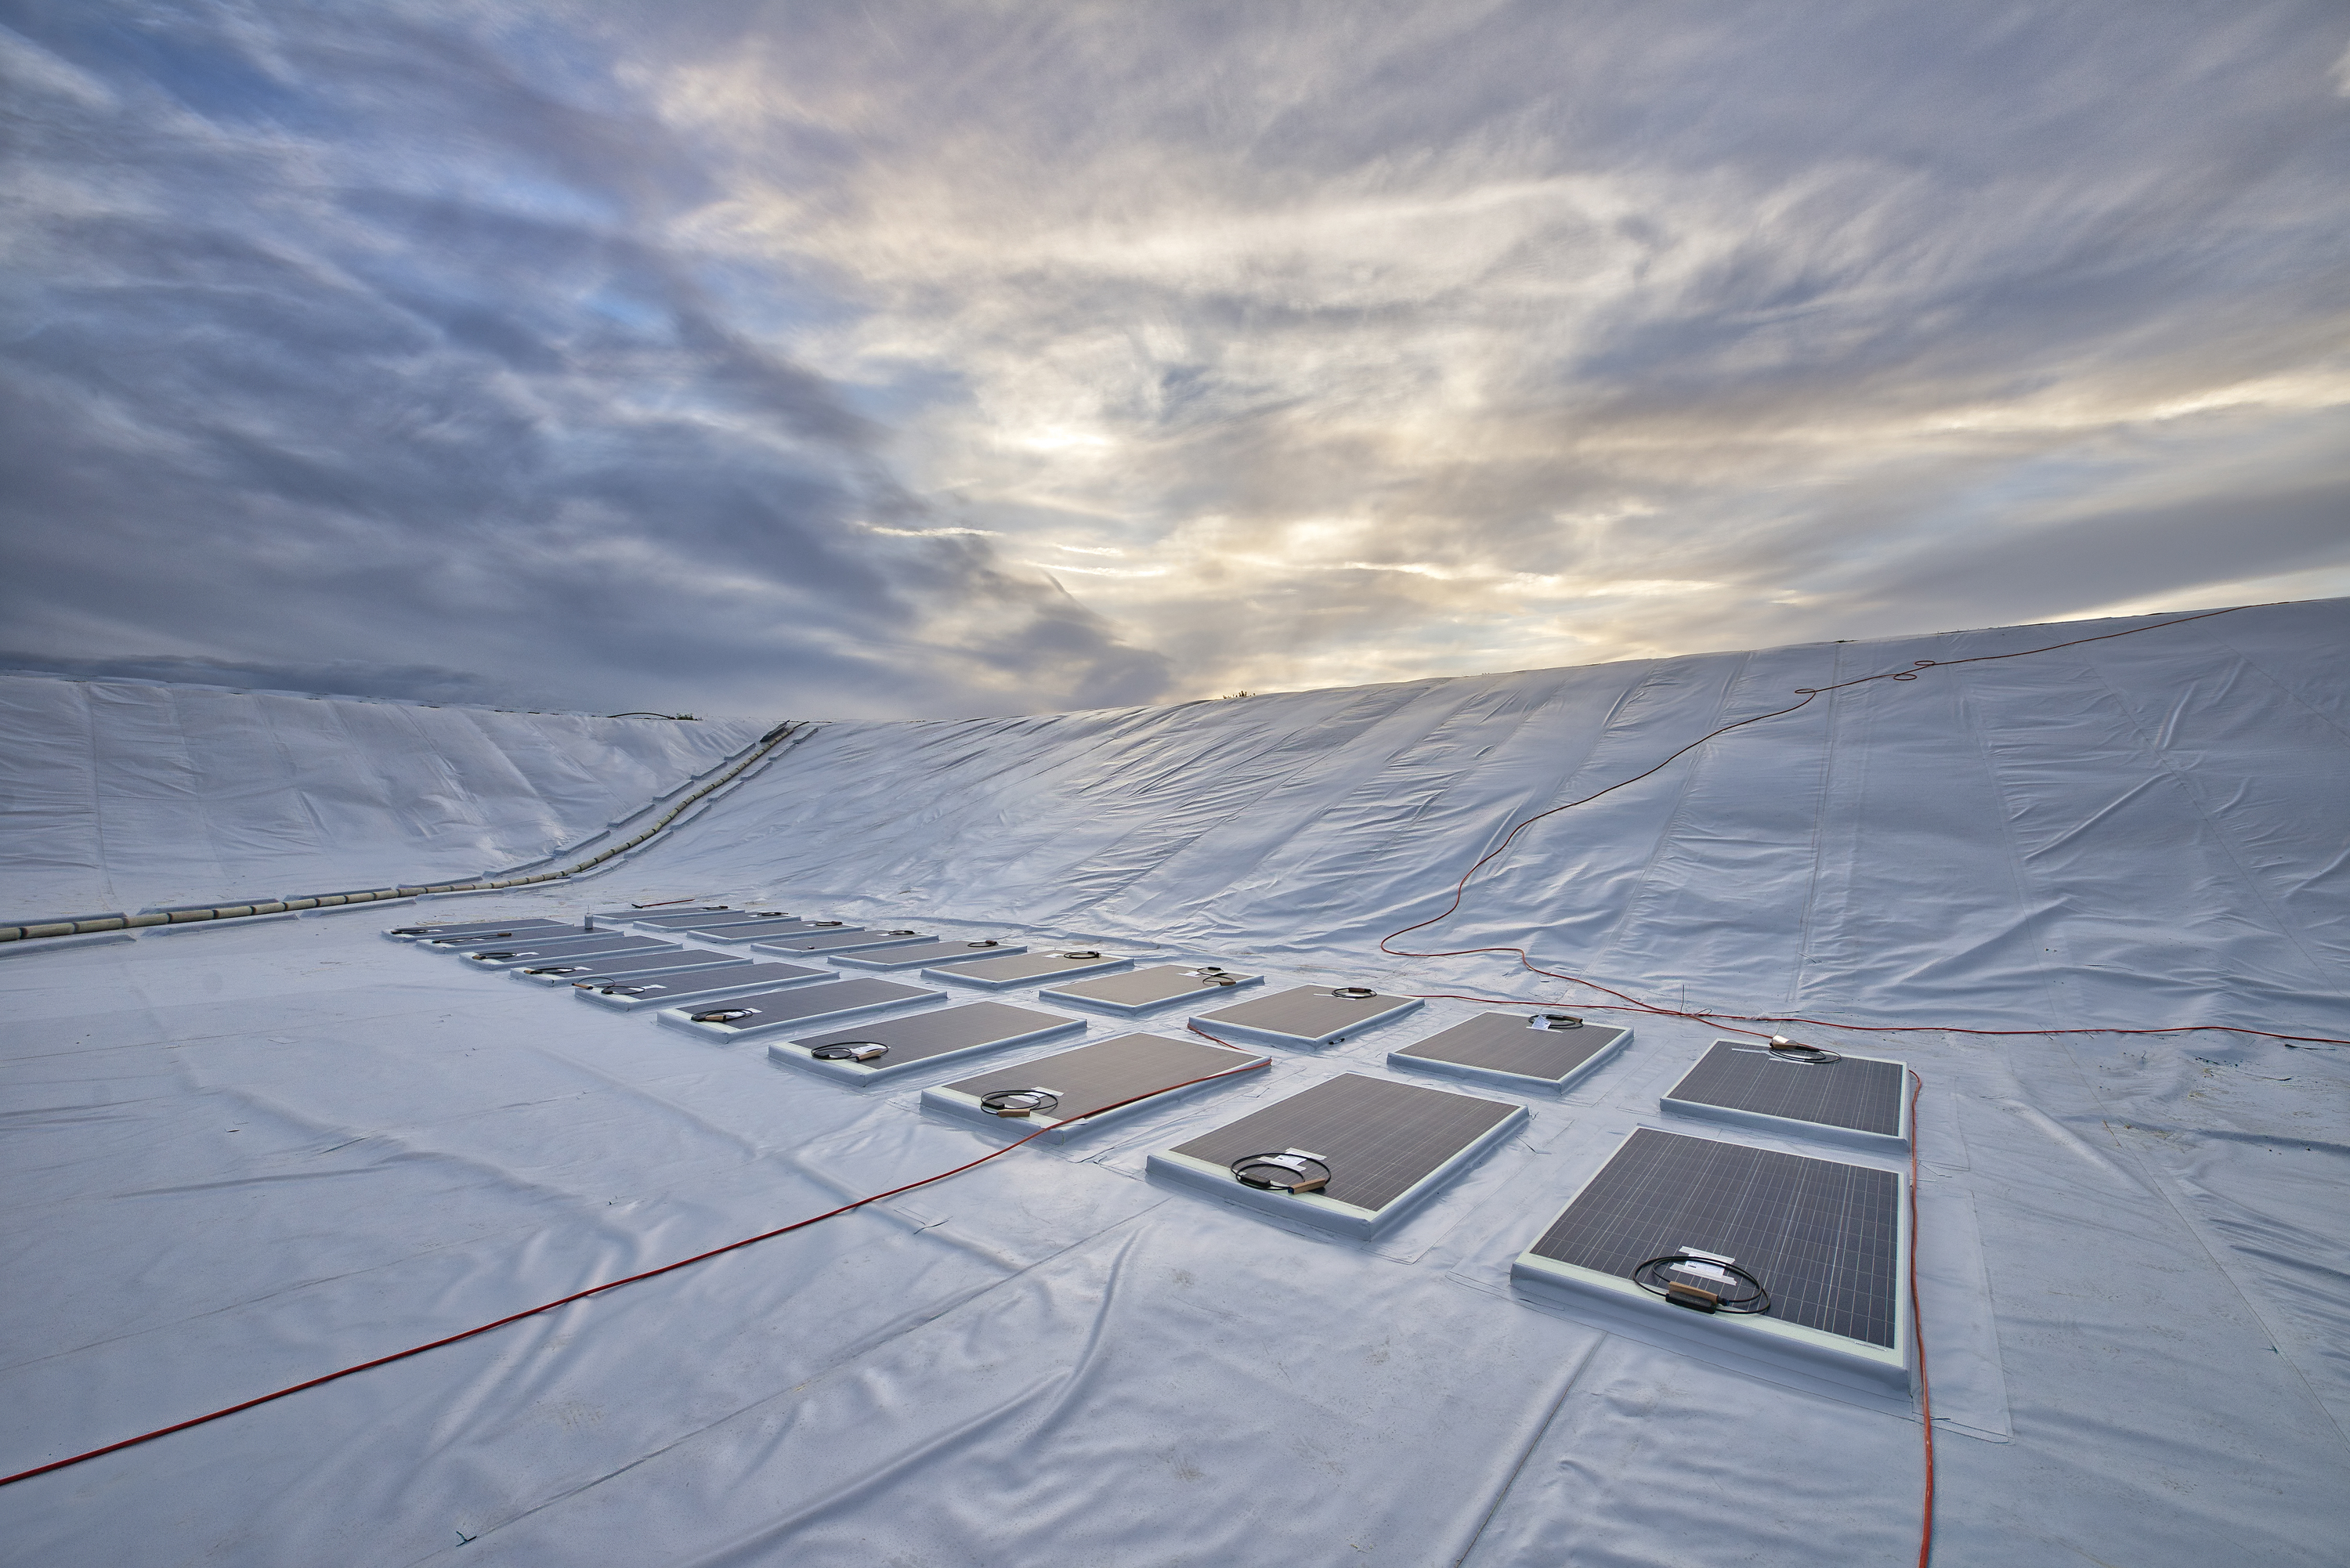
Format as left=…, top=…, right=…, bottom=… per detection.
left=0, top=721, right=801, bottom=944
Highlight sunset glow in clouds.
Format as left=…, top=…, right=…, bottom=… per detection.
left=5, top=4, right=2347, bottom=717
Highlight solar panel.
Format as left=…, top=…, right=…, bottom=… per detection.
left=772, top=1002, right=1085, bottom=1086
left=680, top=917, right=864, bottom=943
left=1036, top=964, right=1264, bottom=1017
left=574, top=960, right=832, bottom=1011
left=1389, top=1012, right=1633, bottom=1094
left=750, top=928, right=930, bottom=956
left=1660, top=1042, right=1911, bottom=1151
left=656, top=977, right=944, bottom=1042
left=925, top=1032, right=1271, bottom=1143
left=1149, top=1073, right=1524, bottom=1238
left=418, top=922, right=592, bottom=952
left=832, top=938, right=1030, bottom=971
left=925, top=950, right=1134, bottom=991
left=590, top=906, right=727, bottom=924
left=1191, top=986, right=1424, bottom=1050
left=618, top=909, right=775, bottom=931
left=509, top=948, right=748, bottom=986
left=454, top=935, right=680, bottom=971
left=385, top=916, right=569, bottom=944
left=1513, top=1128, right=1909, bottom=1392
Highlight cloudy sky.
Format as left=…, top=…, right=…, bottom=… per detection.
left=4, top=3, right=2346, bottom=719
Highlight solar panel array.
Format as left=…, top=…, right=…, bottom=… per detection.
left=403, top=908, right=1911, bottom=1369
left=1524, top=1128, right=1900, bottom=1347
left=1393, top=1013, right=1627, bottom=1081
left=940, top=1034, right=1256, bottom=1122
left=1666, top=1042, right=1905, bottom=1136
left=1170, top=1074, right=1518, bottom=1212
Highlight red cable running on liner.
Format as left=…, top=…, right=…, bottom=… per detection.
left=1908, top=1071, right=1936, bottom=1567
left=1379, top=606, right=2330, bottom=1568
left=0, top=1056, right=1271, bottom=1490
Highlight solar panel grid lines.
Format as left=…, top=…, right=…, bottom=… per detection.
left=678, top=918, right=866, bottom=944
left=454, top=936, right=682, bottom=971
left=1168, top=1074, right=1520, bottom=1210
left=618, top=909, right=766, bottom=931
left=384, top=916, right=569, bottom=943
left=508, top=948, right=749, bottom=985
left=1527, top=1130, right=1900, bottom=1343
left=1037, top=964, right=1265, bottom=1017
left=574, top=959, right=833, bottom=1010
left=417, top=922, right=593, bottom=951
left=1149, top=1073, right=1528, bottom=1237
left=1389, top=1012, right=1634, bottom=1093
left=1661, top=1042, right=1911, bottom=1151
left=1513, top=1128, right=1909, bottom=1392
left=770, top=1001, right=1085, bottom=1086
left=925, top=950, right=1135, bottom=990
left=924, top=1032, right=1271, bottom=1142
left=750, top=929, right=931, bottom=956
left=832, top=939, right=1031, bottom=971
left=588, top=906, right=728, bottom=926
left=1191, top=986, right=1424, bottom=1050
left=436, top=930, right=620, bottom=959
left=656, top=977, right=946, bottom=1041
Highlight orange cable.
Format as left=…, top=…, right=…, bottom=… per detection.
left=1910, top=1070, right=1936, bottom=1567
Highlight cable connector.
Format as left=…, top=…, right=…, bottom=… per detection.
left=1766, top=1035, right=1843, bottom=1064
left=982, top=1086, right=1062, bottom=1118
left=1631, top=1252, right=1770, bottom=1315
left=1231, top=1149, right=1332, bottom=1193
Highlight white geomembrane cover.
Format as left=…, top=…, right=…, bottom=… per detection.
left=2, top=602, right=2345, bottom=1568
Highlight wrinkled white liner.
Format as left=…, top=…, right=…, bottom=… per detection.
left=0, top=674, right=766, bottom=918
left=2, top=602, right=2346, bottom=1567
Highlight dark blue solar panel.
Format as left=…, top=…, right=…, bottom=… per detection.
left=1525, top=1129, right=1900, bottom=1347
left=1667, top=1042, right=1904, bottom=1136
left=1171, top=1074, right=1517, bottom=1212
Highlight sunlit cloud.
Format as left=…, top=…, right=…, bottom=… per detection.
left=858, top=524, right=1001, bottom=538
left=4, top=4, right=2346, bottom=717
